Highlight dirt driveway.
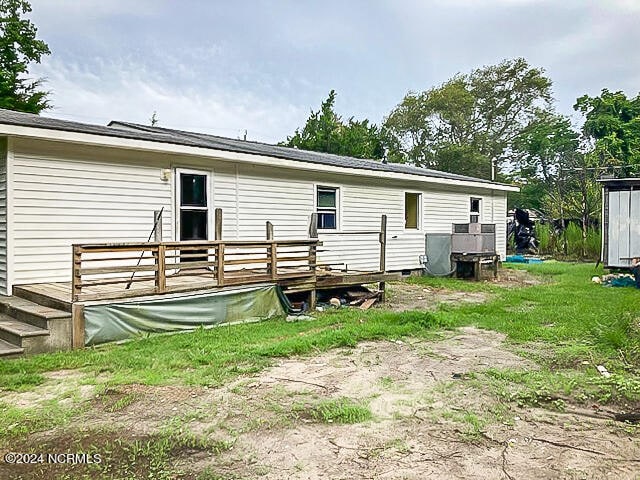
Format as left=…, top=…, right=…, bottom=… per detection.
left=3, top=327, right=639, bottom=480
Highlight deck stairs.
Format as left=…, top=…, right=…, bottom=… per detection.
left=0, top=292, right=72, bottom=359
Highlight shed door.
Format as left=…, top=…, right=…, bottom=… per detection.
left=608, top=190, right=632, bottom=267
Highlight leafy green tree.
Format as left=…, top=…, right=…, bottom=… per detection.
left=0, top=0, right=51, bottom=113
left=509, top=109, right=603, bottom=253
left=384, top=58, right=553, bottom=178
left=281, top=90, right=384, bottom=159
left=512, top=111, right=579, bottom=185
left=574, top=89, right=640, bottom=176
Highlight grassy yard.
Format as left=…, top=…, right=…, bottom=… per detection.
left=2, top=262, right=640, bottom=399
left=1, top=261, right=640, bottom=478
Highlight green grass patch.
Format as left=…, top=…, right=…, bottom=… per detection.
left=306, top=397, right=373, bottom=424
left=405, top=274, right=502, bottom=293
left=0, top=399, right=84, bottom=441
left=2, top=260, right=639, bottom=420
left=441, top=262, right=640, bottom=365
left=0, top=310, right=444, bottom=392
left=0, top=372, right=45, bottom=391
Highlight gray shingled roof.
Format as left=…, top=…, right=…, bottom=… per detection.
left=0, top=107, right=511, bottom=187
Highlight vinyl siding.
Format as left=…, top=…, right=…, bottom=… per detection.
left=7, top=138, right=510, bottom=287
left=0, top=138, right=7, bottom=292
left=11, top=139, right=173, bottom=284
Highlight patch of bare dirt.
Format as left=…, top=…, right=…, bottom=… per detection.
left=382, top=268, right=543, bottom=312
left=383, top=283, right=490, bottom=312
left=190, top=328, right=639, bottom=480
left=497, top=267, right=545, bottom=287
left=4, top=327, right=640, bottom=480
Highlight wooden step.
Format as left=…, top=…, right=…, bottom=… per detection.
left=12, top=285, right=72, bottom=313
left=0, top=315, right=49, bottom=348
left=0, top=338, right=24, bottom=358
left=0, top=295, right=70, bottom=329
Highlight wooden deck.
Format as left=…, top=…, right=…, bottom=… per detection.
left=13, top=269, right=401, bottom=313
left=5, top=213, right=397, bottom=352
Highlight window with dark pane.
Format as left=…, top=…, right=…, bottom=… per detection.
left=180, top=210, right=208, bottom=240
left=316, top=186, right=338, bottom=230
left=180, top=174, right=207, bottom=207
left=470, top=197, right=481, bottom=223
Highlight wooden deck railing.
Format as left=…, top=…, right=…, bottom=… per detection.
left=72, top=239, right=320, bottom=302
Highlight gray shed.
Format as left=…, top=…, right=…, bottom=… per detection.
left=600, top=177, right=640, bottom=268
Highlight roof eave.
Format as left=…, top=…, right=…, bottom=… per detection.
left=0, top=122, right=519, bottom=192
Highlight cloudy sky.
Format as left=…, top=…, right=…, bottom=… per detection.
left=27, top=0, right=640, bottom=143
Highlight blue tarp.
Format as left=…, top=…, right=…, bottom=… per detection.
left=505, top=255, right=544, bottom=264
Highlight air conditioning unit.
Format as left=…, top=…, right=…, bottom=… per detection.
left=451, top=223, right=496, bottom=254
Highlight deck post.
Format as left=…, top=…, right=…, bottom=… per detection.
left=379, top=214, right=387, bottom=302
left=71, top=303, right=85, bottom=349
left=153, top=210, right=163, bottom=242
left=71, top=245, right=81, bottom=302
left=270, top=241, right=278, bottom=280
left=266, top=221, right=274, bottom=240
left=215, top=208, right=223, bottom=240
left=155, top=244, right=166, bottom=292
left=308, top=213, right=318, bottom=310
left=217, top=243, right=225, bottom=287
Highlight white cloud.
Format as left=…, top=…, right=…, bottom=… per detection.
left=21, top=0, right=640, bottom=143
left=33, top=56, right=307, bottom=143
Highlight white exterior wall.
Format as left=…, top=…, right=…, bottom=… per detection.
left=0, top=138, right=7, bottom=292
left=10, top=139, right=174, bottom=285
left=6, top=138, right=510, bottom=289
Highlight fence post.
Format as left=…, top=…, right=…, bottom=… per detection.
left=266, top=221, right=274, bottom=240
left=71, top=245, right=81, bottom=302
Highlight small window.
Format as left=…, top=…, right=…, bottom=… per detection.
left=470, top=197, right=481, bottom=223
left=405, top=192, right=421, bottom=229
left=180, top=174, right=207, bottom=207
left=317, top=186, right=338, bottom=230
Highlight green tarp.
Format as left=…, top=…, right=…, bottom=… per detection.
left=83, top=283, right=286, bottom=346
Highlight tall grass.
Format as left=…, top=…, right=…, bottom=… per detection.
left=535, top=223, right=552, bottom=252
left=584, top=227, right=601, bottom=259
left=533, top=222, right=600, bottom=260
left=564, top=223, right=583, bottom=257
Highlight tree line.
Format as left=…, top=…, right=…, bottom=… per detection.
left=281, top=59, right=640, bottom=255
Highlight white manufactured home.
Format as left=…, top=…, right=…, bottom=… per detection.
left=0, top=108, right=517, bottom=355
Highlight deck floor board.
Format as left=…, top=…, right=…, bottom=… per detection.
left=13, top=270, right=399, bottom=308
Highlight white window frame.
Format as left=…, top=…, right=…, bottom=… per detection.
left=315, top=185, right=340, bottom=231
left=404, top=191, right=422, bottom=230
left=470, top=197, right=482, bottom=224
left=175, top=168, right=212, bottom=241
